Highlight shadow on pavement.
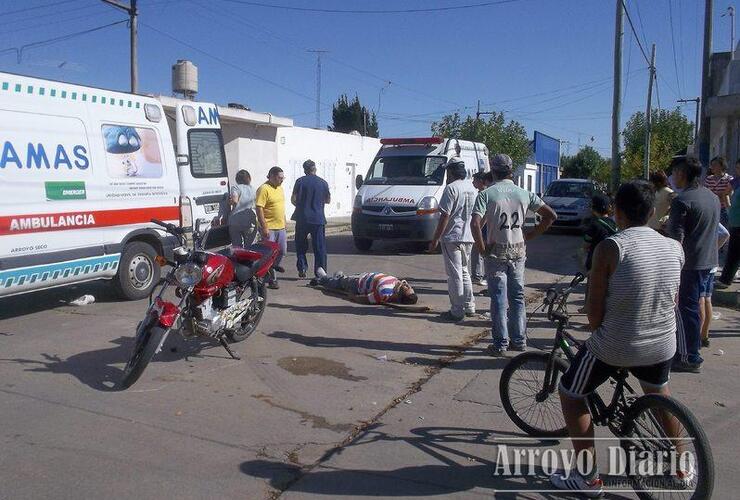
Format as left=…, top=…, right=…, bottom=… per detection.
left=0, top=334, right=220, bottom=391
left=240, top=426, right=631, bottom=498
left=0, top=281, right=128, bottom=320
left=268, top=302, right=433, bottom=319
left=269, top=330, right=487, bottom=358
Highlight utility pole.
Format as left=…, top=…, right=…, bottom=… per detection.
left=611, top=0, right=624, bottom=193
left=723, top=6, right=736, bottom=58
left=678, top=97, right=701, bottom=144
left=699, top=0, right=713, bottom=167
left=307, top=49, right=328, bottom=129
left=102, top=0, right=137, bottom=93
left=644, top=44, right=656, bottom=180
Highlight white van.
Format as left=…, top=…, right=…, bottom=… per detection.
left=0, top=71, right=229, bottom=300
left=351, top=137, right=489, bottom=250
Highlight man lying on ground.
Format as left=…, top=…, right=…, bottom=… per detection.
left=309, top=268, right=418, bottom=305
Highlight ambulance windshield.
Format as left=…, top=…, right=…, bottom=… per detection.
left=364, top=155, right=446, bottom=186
left=188, top=130, right=226, bottom=178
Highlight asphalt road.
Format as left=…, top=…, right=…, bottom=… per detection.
left=1, top=232, right=735, bottom=499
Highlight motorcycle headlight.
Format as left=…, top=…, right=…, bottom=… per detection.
left=174, top=263, right=202, bottom=287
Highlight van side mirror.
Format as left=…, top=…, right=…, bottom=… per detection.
left=176, top=154, right=189, bottom=167
left=355, top=174, right=364, bottom=190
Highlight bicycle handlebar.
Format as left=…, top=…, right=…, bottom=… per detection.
left=545, top=273, right=586, bottom=323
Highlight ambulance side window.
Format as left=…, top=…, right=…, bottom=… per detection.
left=101, top=124, right=163, bottom=178
left=188, top=129, right=226, bottom=178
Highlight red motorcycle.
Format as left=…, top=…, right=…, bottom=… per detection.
left=120, top=219, right=279, bottom=389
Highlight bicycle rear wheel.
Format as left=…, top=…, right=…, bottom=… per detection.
left=499, top=351, right=569, bottom=437
left=620, top=394, right=714, bottom=500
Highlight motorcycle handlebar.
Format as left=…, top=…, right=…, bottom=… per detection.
left=151, top=218, right=184, bottom=235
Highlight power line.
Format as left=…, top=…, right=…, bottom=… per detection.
left=220, top=0, right=525, bottom=14
left=0, top=9, right=119, bottom=35
left=667, top=0, right=684, bottom=98
left=620, top=0, right=650, bottom=65
left=632, top=0, right=651, bottom=52
left=0, top=0, right=81, bottom=17
left=0, top=20, right=128, bottom=63
left=139, top=21, right=323, bottom=105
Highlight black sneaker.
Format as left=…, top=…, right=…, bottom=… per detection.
left=487, top=345, right=506, bottom=357
left=701, top=338, right=710, bottom=348
left=714, top=280, right=731, bottom=290
left=672, top=359, right=702, bottom=373
left=308, top=278, right=319, bottom=287
left=267, top=281, right=280, bottom=290
left=298, top=270, right=307, bottom=278
left=510, top=344, right=527, bottom=352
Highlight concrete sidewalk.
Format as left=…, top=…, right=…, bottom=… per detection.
left=285, top=216, right=352, bottom=239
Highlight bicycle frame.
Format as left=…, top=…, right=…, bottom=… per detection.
left=543, top=275, right=639, bottom=434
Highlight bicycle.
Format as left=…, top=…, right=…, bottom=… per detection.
left=499, top=273, right=714, bottom=499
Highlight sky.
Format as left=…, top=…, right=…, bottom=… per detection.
left=0, top=0, right=732, bottom=158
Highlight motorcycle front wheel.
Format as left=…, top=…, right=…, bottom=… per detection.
left=119, top=325, right=167, bottom=390
left=227, top=281, right=267, bottom=343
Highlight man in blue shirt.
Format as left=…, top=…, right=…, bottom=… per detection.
left=291, top=159, right=331, bottom=278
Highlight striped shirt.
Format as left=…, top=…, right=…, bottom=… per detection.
left=704, top=174, right=733, bottom=207
left=586, top=227, right=684, bottom=367
left=357, top=272, right=399, bottom=304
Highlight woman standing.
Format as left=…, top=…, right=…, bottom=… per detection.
left=229, top=169, right=257, bottom=248
left=704, top=156, right=733, bottom=228
left=648, top=171, right=675, bottom=231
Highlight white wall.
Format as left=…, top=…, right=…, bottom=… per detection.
left=276, top=128, right=381, bottom=218
left=222, top=122, right=279, bottom=184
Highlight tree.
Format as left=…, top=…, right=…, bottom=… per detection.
left=561, top=145, right=610, bottom=180
left=329, top=94, right=379, bottom=137
left=622, top=107, right=694, bottom=179
left=431, top=112, right=531, bottom=167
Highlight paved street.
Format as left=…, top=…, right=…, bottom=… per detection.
left=0, top=232, right=736, bottom=499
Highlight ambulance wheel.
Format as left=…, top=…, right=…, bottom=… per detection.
left=353, top=238, right=373, bottom=252
left=115, top=242, right=160, bottom=301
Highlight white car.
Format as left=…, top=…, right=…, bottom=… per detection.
left=542, top=178, right=599, bottom=229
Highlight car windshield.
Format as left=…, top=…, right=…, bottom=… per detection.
left=364, top=155, right=447, bottom=186
left=545, top=182, right=592, bottom=198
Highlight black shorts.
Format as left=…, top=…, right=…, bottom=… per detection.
left=559, top=347, right=672, bottom=398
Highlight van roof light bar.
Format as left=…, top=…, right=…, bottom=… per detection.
left=380, top=137, right=443, bottom=146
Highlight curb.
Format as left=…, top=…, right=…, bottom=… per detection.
left=712, top=288, right=740, bottom=310
left=285, top=224, right=352, bottom=240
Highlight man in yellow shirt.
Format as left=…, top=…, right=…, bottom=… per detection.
left=256, top=166, right=287, bottom=289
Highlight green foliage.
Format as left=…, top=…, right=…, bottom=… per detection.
left=561, top=145, right=611, bottom=186
left=622, top=107, right=694, bottom=179
left=329, top=94, right=379, bottom=137
left=430, top=112, right=531, bottom=167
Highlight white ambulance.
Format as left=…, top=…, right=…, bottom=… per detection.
left=351, top=137, right=489, bottom=251
left=0, top=71, right=229, bottom=300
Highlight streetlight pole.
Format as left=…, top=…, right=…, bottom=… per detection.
left=644, top=44, right=656, bottom=180
left=678, top=97, right=701, bottom=145
left=102, top=0, right=138, bottom=93
left=611, top=0, right=624, bottom=193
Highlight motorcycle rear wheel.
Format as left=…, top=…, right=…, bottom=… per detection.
left=227, top=281, right=267, bottom=343
left=119, top=325, right=167, bottom=390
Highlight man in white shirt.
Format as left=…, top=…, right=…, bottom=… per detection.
left=471, top=154, right=557, bottom=354
left=429, top=158, right=479, bottom=321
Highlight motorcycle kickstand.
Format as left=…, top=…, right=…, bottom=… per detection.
left=218, top=337, right=241, bottom=360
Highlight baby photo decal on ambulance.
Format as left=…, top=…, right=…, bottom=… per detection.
left=102, top=125, right=163, bottom=178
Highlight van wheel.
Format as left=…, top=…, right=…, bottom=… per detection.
left=115, top=242, right=160, bottom=301
left=353, top=238, right=373, bottom=252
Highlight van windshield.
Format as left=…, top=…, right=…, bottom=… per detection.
left=188, top=129, right=227, bottom=178
left=545, top=182, right=593, bottom=198
left=364, top=155, right=447, bottom=186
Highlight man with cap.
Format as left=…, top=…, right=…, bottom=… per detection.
left=429, top=158, right=479, bottom=321
left=471, top=153, right=557, bottom=355
left=291, top=159, right=331, bottom=278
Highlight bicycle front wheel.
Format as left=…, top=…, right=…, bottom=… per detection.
left=499, top=351, right=569, bottom=437
left=620, top=394, right=714, bottom=500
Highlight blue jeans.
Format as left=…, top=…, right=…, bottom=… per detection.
left=486, top=256, right=526, bottom=349
left=676, top=269, right=709, bottom=364
left=295, top=222, right=327, bottom=276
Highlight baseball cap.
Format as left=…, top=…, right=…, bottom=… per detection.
left=490, top=153, right=513, bottom=172
left=446, top=158, right=467, bottom=179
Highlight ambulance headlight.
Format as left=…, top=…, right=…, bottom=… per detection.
left=174, top=263, right=202, bottom=287
left=353, top=194, right=362, bottom=208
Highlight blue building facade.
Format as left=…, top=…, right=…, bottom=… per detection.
left=533, top=131, right=560, bottom=194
